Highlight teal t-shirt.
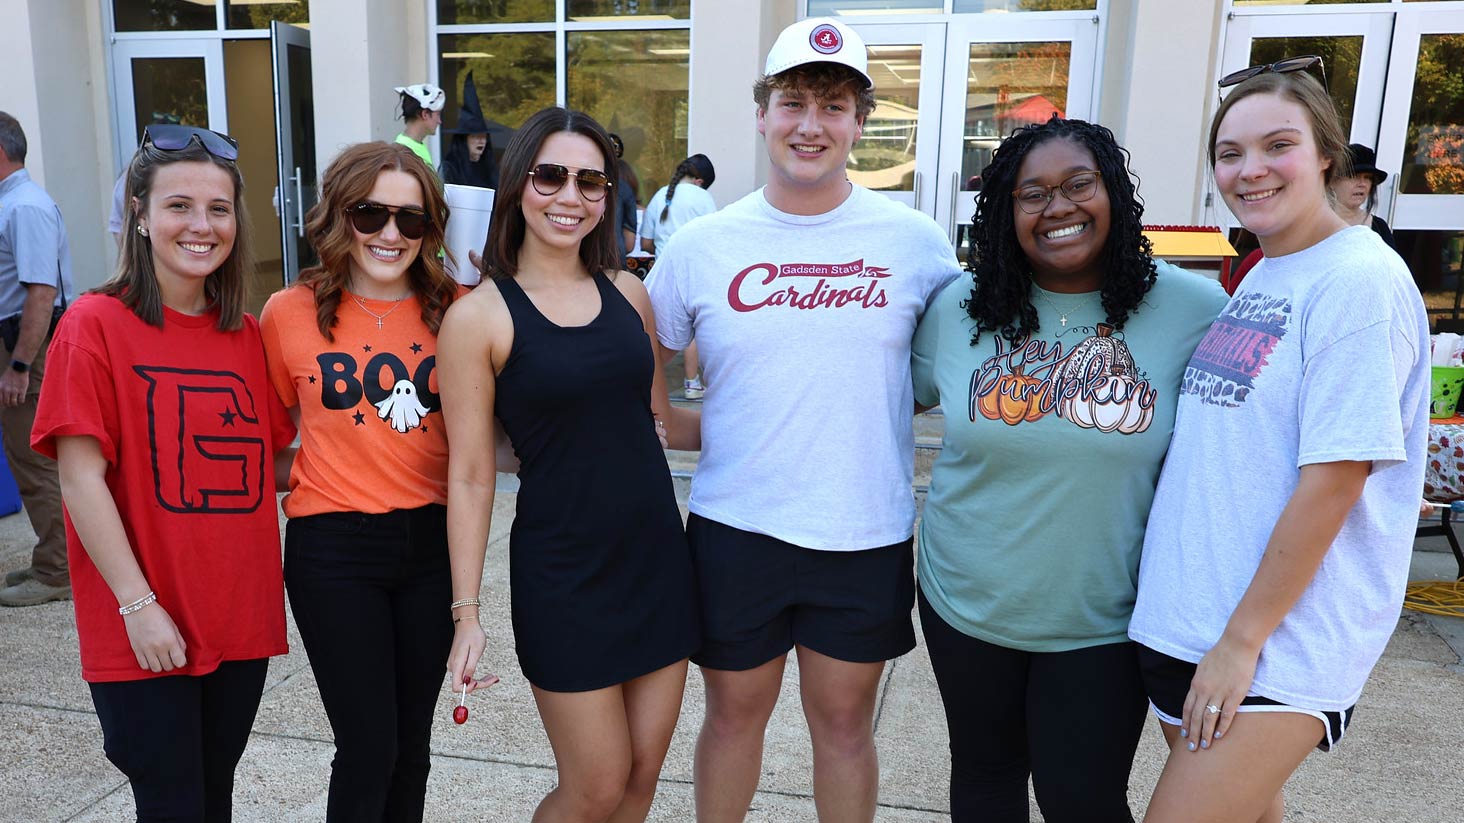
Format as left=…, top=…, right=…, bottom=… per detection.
left=912, top=261, right=1227, bottom=652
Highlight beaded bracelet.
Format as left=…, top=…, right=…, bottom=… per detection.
left=450, top=597, right=481, bottom=610
left=119, top=591, right=157, bottom=616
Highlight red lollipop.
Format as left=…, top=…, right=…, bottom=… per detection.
left=453, top=680, right=469, bottom=724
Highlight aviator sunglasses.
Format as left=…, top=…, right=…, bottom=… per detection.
left=527, top=163, right=612, bottom=202
left=1219, top=54, right=1327, bottom=91
left=1013, top=171, right=1104, bottom=215
left=345, top=202, right=432, bottom=240
left=142, top=124, right=240, bottom=161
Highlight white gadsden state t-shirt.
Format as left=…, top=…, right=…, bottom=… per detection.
left=646, top=185, right=962, bottom=550
left=1129, top=226, right=1429, bottom=711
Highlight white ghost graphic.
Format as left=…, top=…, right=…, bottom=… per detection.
left=376, top=379, right=430, bottom=433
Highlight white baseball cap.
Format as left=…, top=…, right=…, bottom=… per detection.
left=394, top=83, right=445, bottom=112
left=763, top=17, right=872, bottom=89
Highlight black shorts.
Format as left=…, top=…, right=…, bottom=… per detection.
left=1137, top=645, right=1353, bottom=752
left=685, top=513, right=917, bottom=671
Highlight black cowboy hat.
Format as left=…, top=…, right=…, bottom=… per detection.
left=1347, top=143, right=1388, bottom=185
left=446, top=72, right=490, bottom=135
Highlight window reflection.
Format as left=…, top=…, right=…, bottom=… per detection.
left=951, top=0, right=1096, bottom=11
left=567, top=29, right=691, bottom=204
left=225, top=0, right=309, bottom=30
left=436, top=0, right=554, bottom=25
left=566, top=0, right=689, bottom=19
left=113, top=0, right=217, bottom=32
left=130, top=57, right=210, bottom=144
left=1401, top=34, right=1464, bottom=195
left=961, top=42, right=1070, bottom=185
left=849, top=44, right=921, bottom=192
left=439, top=33, right=557, bottom=169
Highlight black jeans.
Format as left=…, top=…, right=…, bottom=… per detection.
left=89, top=658, right=269, bottom=823
left=284, top=504, right=453, bottom=823
left=919, top=590, right=1147, bottom=823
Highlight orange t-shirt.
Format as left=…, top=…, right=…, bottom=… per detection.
left=260, top=284, right=465, bottom=518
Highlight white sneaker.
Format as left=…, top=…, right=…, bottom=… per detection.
left=683, top=379, right=705, bottom=401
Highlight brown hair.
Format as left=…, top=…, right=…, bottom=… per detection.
left=753, top=63, right=876, bottom=119
left=480, top=107, right=621, bottom=280
left=1208, top=70, right=1351, bottom=185
left=98, top=141, right=251, bottom=331
left=296, top=141, right=457, bottom=341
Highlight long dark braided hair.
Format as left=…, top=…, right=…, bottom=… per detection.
left=659, top=153, right=716, bottom=222
left=964, top=117, right=1157, bottom=345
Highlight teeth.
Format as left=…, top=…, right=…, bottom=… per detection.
left=792, top=144, right=825, bottom=153
left=1241, top=189, right=1277, bottom=202
left=180, top=242, right=212, bottom=254
left=547, top=214, right=581, bottom=226
left=368, top=246, right=402, bottom=260
left=1045, top=223, right=1086, bottom=240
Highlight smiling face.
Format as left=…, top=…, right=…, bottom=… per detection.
left=1012, top=138, right=1111, bottom=293
left=1213, top=92, right=1341, bottom=257
left=757, top=85, right=864, bottom=215
left=347, top=168, right=424, bottom=298
left=139, top=160, right=237, bottom=295
left=519, top=130, right=608, bottom=258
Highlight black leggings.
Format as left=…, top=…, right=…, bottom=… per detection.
left=919, top=590, right=1147, bottom=823
left=285, top=504, right=453, bottom=823
left=89, top=658, right=269, bottom=823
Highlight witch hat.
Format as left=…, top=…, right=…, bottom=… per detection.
left=448, top=72, right=490, bottom=135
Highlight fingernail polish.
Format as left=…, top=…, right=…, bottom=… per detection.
left=1214, top=730, right=1223, bottom=739
left=1200, top=739, right=1210, bottom=749
left=1187, top=741, right=1196, bottom=751
left=1180, top=728, right=1189, bottom=738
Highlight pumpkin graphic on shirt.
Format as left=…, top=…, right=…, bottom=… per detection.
left=1054, top=324, right=1156, bottom=435
left=977, top=365, right=1051, bottom=425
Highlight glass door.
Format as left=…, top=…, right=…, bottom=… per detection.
left=1375, top=9, right=1464, bottom=232
left=936, top=14, right=1100, bottom=250
left=111, top=38, right=228, bottom=171
left=844, top=23, right=947, bottom=215
left=271, top=20, right=317, bottom=283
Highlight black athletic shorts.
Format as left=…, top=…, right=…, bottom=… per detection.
left=1137, top=644, right=1353, bottom=752
left=685, top=513, right=917, bottom=671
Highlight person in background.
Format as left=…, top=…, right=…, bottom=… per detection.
left=1329, top=143, right=1395, bottom=250
left=609, top=133, right=641, bottom=270
left=911, top=116, right=1227, bottom=822
left=440, top=72, right=499, bottom=191
left=394, top=83, right=446, bottom=170
left=1131, top=65, right=1428, bottom=823
left=640, top=154, right=716, bottom=401
left=261, top=141, right=464, bottom=822
left=440, top=106, right=699, bottom=823
left=0, top=111, right=75, bottom=607
left=34, top=123, right=296, bottom=819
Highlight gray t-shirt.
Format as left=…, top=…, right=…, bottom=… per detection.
left=1130, top=226, right=1429, bottom=711
left=646, top=185, right=961, bottom=550
left=640, top=182, right=716, bottom=251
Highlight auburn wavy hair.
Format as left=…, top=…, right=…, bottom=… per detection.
left=296, top=141, right=457, bottom=341
left=965, top=117, right=1157, bottom=345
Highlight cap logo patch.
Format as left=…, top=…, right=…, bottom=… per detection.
left=810, top=24, right=842, bottom=55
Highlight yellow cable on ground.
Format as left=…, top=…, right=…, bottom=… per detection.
left=1404, top=579, right=1464, bottom=617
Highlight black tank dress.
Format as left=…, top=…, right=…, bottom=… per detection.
left=494, top=271, right=699, bottom=692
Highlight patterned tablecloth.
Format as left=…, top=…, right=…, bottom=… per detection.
left=1426, top=416, right=1464, bottom=502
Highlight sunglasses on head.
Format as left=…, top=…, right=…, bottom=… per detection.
left=142, top=124, right=240, bottom=161
left=1219, top=54, right=1327, bottom=91
left=344, top=202, right=431, bottom=240
left=527, top=164, right=612, bottom=202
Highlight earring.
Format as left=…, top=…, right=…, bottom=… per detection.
left=136, top=225, right=148, bottom=237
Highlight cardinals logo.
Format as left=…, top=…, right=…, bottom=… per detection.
left=134, top=366, right=268, bottom=514
left=810, top=24, right=843, bottom=55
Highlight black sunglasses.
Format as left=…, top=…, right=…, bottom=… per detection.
left=527, top=164, right=612, bottom=202
left=1219, top=54, right=1327, bottom=91
left=142, top=124, right=240, bottom=161
left=1013, top=171, right=1104, bottom=215
left=344, top=202, right=431, bottom=240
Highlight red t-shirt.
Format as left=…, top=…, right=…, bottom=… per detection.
left=32, top=294, right=296, bottom=683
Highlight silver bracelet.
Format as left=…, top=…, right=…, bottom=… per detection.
left=119, top=591, right=156, bottom=616
left=450, top=597, right=481, bottom=610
